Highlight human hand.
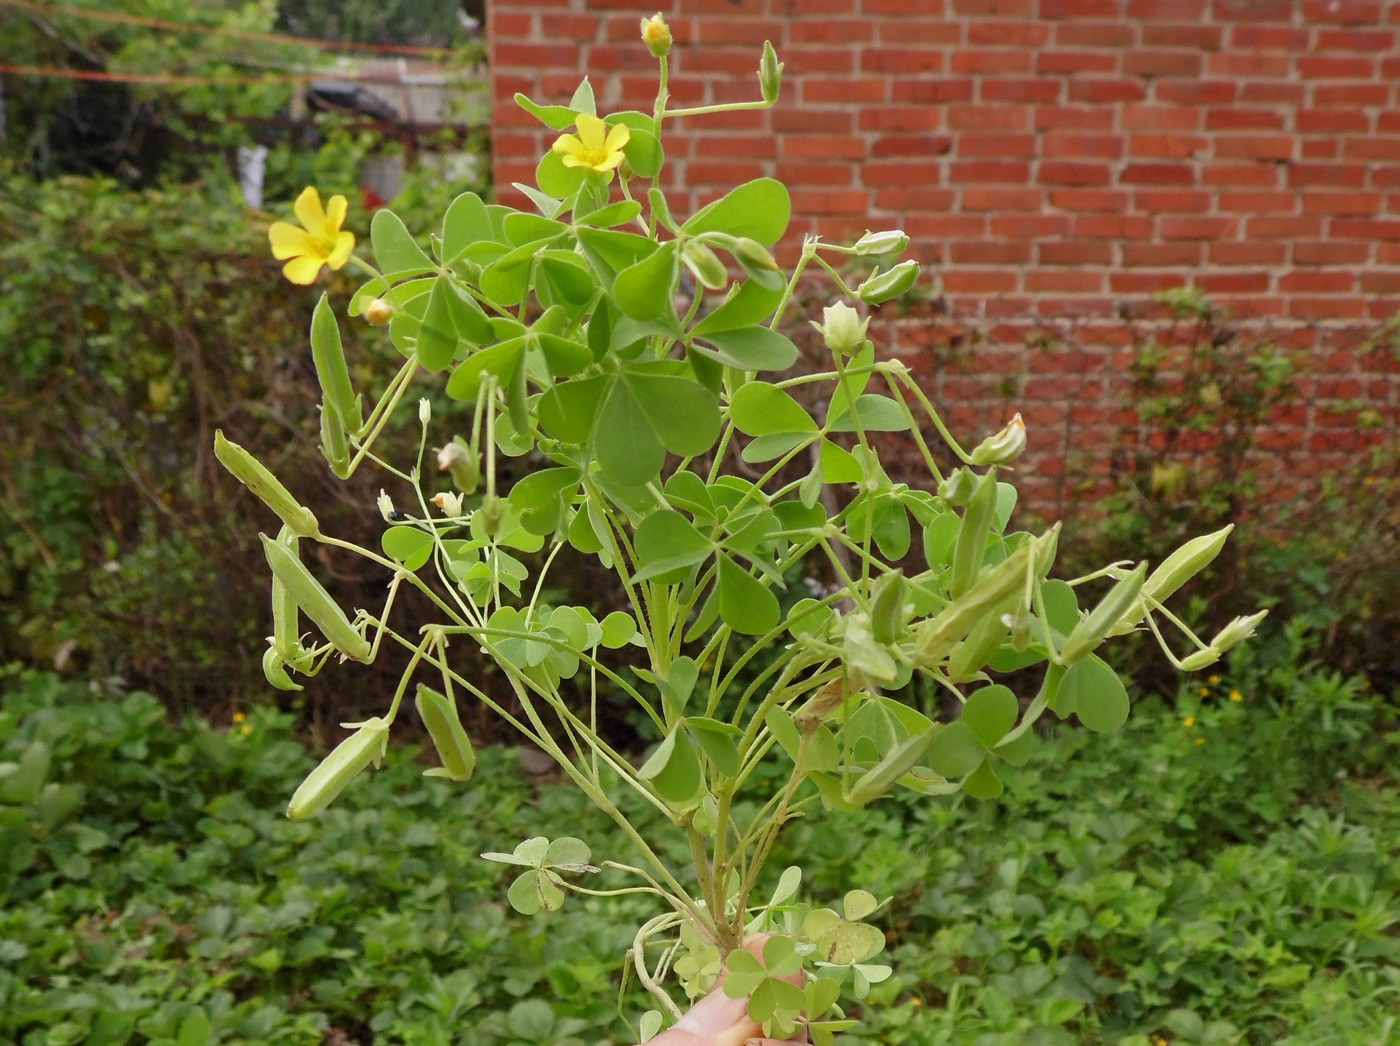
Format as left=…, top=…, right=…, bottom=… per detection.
left=632, top=936, right=809, bottom=1046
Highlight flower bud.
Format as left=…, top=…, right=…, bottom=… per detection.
left=640, top=13, right=672, bottom=58
left=376, top=490, right=395, bottom=522
left=1177, top=649, right=1220, bottom=672
left=437, top=437, right=480, bottom=494
left=758, top=41, right=783, bottom=104
left=937, top=467, right=980, bottom=507
left=363, top=297, right=394, bottom=326
left=286, top=717, right=389, bottom=820
left=1210, top=609, right=1268, bottom=653
left=432, top=491, right=464, bottom=517
left=477, top=493, right=505, bottom=537
left=856, top=259, right=920, bottom=304
left=852, top=230, right=910, bottom=256
left=1142, top=525, right=1234, bottom=606
left=812, top=301, right=869, bottom=356
left=418, top=398, right=432, bottom=425
left=969, top=414, right=1027, bottom=466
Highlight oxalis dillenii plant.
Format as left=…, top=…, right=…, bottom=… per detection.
left=219, top=18, right=1265, bottom=1043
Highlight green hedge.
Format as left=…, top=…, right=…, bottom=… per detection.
left=1, top=658, right=1395, bottom=1045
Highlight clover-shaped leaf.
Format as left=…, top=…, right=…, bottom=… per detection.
left=802, top=900, right=885, bottom=965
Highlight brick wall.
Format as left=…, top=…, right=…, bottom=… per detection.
left=488, top=0, right=1399, bottom=512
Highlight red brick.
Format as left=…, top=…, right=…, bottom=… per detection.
left=1025, top=270, right=1107, bottom=293
left=1297, top=109, right=1372, bottom=135
left=859, top=107, right=943, bottom=132
left=801, top=78, right=885, bottom=104
left=1123, top=50, right=1205, bottom=78
left=1034, top=106, right=1117, bottom=131
left=1043, top=133, right=1124, bottom=158
left=1313, top=84, right=1388, bottom=106
left=1037, top=52, right=1118, bottom=75
left=1287, top=163, right=1368, bottom=189
left=980, top=79, right=1064, bottom=103
left=1301, top=0, right=1383, bottom=21
left=1341, top=137, right=1400, bottom=161
left=873, top=19, right=961, bottom=44
left=1077, top=214, right=1156, bottom=238
left=1199, top=272, right=1271, bottom=293
left=1229, top=25, right=1309, bottom=49
left=1239, top=82, right=1306, bottom=106
left=1049, top=188, right=1131, bottom=211
left=862, top=49, right=946, bottom=75
left=961, top=186, right=1045, bottom=211
left=950, top=50, right=1034, bottom=75
left=891, top=80, right=975, bottom=104
left=1055, top=22, right=1138, bottom=47
left=948, top=160, right=1033, bottom=182
left=1129, top=133, right=1208, bottom=158
left=1209, top=241, right=1288, bottom=265
left=1292, top=298, right=1368, bottom=320
left=1204, top=108, right=1286, bottom=132
left=1122, top=242, right=1204, bottom=266
left=1297, top=56, right=1378, bottom=78
left=1110, top=270, right=1189, bottom=293
left=958, top=133, right=1038, bottom=156
left=1207, top=53, right=1292, bottom=77
left=1200, top=162, right=1280, bottom=187
left=943, top=270, right=1021, bottom=293
left=1040, top=0, right=1120, bottom=15
left=1142, top=23, right=1224, bottom=49
left=1121, top=105, right=1202, bottom=132
left=1127, top=0, right=1207, bottom=15
left=990, top=214, right=1073, bottom=236
left=781, top=134, right=867, bottom=160
left=1214, top=0, right=1294, bottom=19
left=790, top=19, right=876, bottom=44
left=948, top=105, right=1032, bottom=132
left=1293, top=241, right=1371, bottom=264
left=1159, top=215, right=1239, bottom=239
left=1038, top=241, right=1115, bottom=265
left=1135, top=188, right=1212, bottom=212
left=949, top=240, right=1034, bottom=265
left=1301, top=191, right=1384, bottom=216
left=1121, top=162, right=1198, bottom=185
left=1040, top=161, right=1113, bottom=185
left=790, top=189, right=875, bottom=216
left=967, top=20, right=1052, bottom=46
left=876, top=189, right=961, bottom=213
left=1157, top=80, right=1237, bottom=105
left=772, top=107, right=855, bottom=133
left=1247, top=215, right=1326, bottom=237
left=862, top=161, right=945, bottom=187
left=950, top=0, right=1034, bottom=13
left=870, top=134, right=952, bottom=157
left=773, top=162, right=856, bottom=186
left=1069, top=78, right=1149, bottom=103
left=1215, top=135, right=1295, bottom=160
left=1314, top=29, right=1397, bottom=51
left=1330, top=217, right=1400, bottom=239
left=1359, top=271, right=1400, bottom=293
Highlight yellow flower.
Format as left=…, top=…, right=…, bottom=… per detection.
left=551, top=114, right=630, bottom=174
left=232, top=712, right=246, bottom=723
left=268, top=187, right=356, bottom=285
left=1228, top=689, right=1242, bottom=702
left=640, top=13, right=672, bottom=57
left=1182, top=716, right=1195, bottom=727
left=1196, top=686, right=1209, bottom=697
left=1193, top=737, right=1205, bottom=746
left=1208, top=674, right=1221, bottom=684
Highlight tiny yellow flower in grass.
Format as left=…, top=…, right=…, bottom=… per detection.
left=1196, top=686, right=1209, bottom=697
left=552, top=114, right=630, bottom=174
left=1182, top=715, right=1195, bottom=727
left=1229, top=689, right=1242, bottom=702
left=1208, top=674, right=1221, bottom=684
left=1194, top=737, right=1205, bottom=746
left=232, top=712, right=246, bottom=723
left=268, top=187, right=356, bottom=285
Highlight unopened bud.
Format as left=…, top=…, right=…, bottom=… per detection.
left=432, top=491, right=464, bottom=517
left=640, top=13, right=672, bottom=58
left=477, top=493, right=505, bottom=537
left=376, top=490, right=395, bottom=523
left=363, top=297, right=394, bottom=326
left=758, top=41, right=783, bottom=104
left=937, top=467, right=979, bottom=507
left=970, top=413, right=1027, bottom=466
left=856, top=259, right=920, bottom=304
left=1142, top=525, right=1234, bottom=606
left=812, top=301, right=869, bottom=356
left=437, top=437, right=480, bottom=494
left=418, top=398, right=432, bottom=425
left=852, top=230, right=910, bottom=256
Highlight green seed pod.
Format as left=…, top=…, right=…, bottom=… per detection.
left=310, top=293, right=363, bottom=432
left=681, top=241, right=730, bottom=291
left=844, top=727, right=935, bottom=807
left=856, top=259, right=919, bottom=304
left=1177, top=648, right=1221, bottom=672
left=946, top=613, right=1010, bottom=683
left=915, top=542, right=1033, bottom=665
left=286, top=717, right=389, bottom=820
left=1059, top=562, right=1148, bottom=664
left=735, top=237, right=780, bottom=272
left=214, top=430, right=320, bottom=538
left=415, top=685, right=476, bottom=781
left=949, top=469, right=998, bottom=599
left=477, top=494, right=505, bottom=538
left=260, top=534, right=372, bottom=661
left=868, top=569, right=907, bottom=646
left=851, top=229, right=910, bottom=256
left=319, top=398, right=352, bottom=479
left=262, top=645, right=304, bottom=691
left=937, top=467, right=979, bottom=507
left=1142, top=524, right=1234, bottom=607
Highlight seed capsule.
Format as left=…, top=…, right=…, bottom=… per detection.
left=319, top=398, right=352, bottom=479
left=262, top=645, right=303, bottom=692
left=310, top=293, right=363, bottom=432
left=949, top=470, right=997, bottom=599
left=856, top=259, right=919, bottom=304
left=1060, top=562, right=1148, bottom=665
left=260, top=534, right=372, bottom=661
left=286, top=717, right=389, bottom=820
left=415, top=685, right=477, bottom=781
left=214, top=430, right=320, bottom=537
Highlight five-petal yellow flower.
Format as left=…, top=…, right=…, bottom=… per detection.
left=268, top=187, right=356, bottom=285
left=551, top=114, right=630, bottom=174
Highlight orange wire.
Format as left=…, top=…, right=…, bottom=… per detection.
left=0, top=0, right=459, bottom=58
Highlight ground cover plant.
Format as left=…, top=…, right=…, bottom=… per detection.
left=215, top=22, right=1265, bottom=1039
left=0, top=659, right=1395, bottom=1045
